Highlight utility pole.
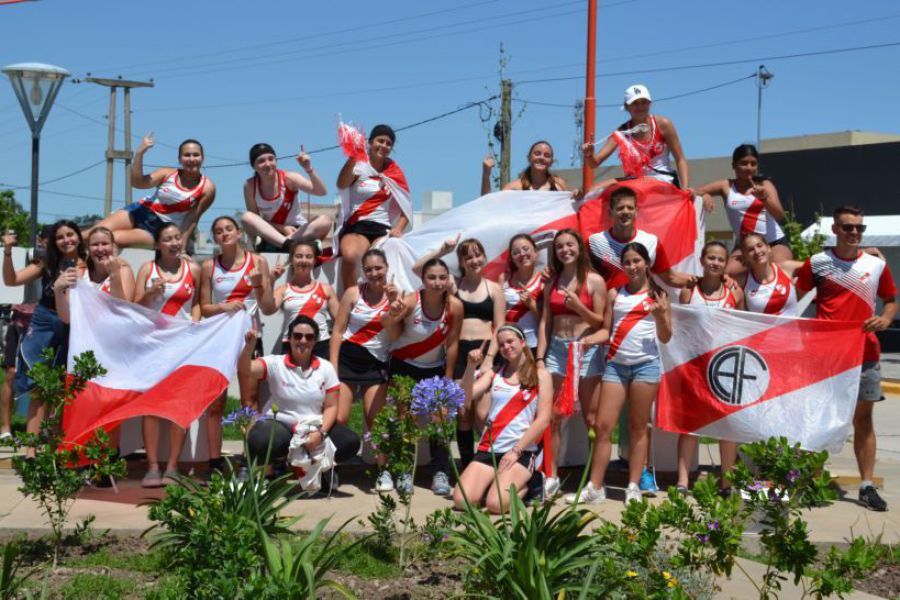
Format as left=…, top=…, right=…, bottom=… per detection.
left=86, top=76, right=153, bottom=215
left=498, top=79, right=513, bottom=187
left=582, top=0, right=598, bottom=194
left=755, top=65, right=773, bottom=151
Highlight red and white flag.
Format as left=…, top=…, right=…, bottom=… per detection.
left=656, top=304, right=866, bottom=452
left=62, top=283, right=250, bottom=447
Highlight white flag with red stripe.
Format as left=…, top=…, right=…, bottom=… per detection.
left=62, top=283, right=250, bottom=447
left=656, top=304, right=866, bottom=452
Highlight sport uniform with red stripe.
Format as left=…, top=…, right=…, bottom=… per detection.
left=280, top=281, right=332, bottom=343
left=687, top=285, right=738, bottom=309
left=502, top=273, right=543, bottom=347
left=478, top=371, right=539, bottom=454
left=82, top=270, right=111, bottom=295
left=796, top=249, right=898, bottom=362
left=744, top=264, right=799, bottom=316
left=253, top=169, right=305, bottom=227
left=211, top=254, right=259, bottom=325
left=390, top=293, right=451, bottom=369
left=346, top=176, right=393, bottom=227
left=139, top=171, right=208, bottom=230
left=724, top=182, right=785, bottom=243
left=145, top=259, right=195, bottom=320
left=607, top=287, right=658, bottom=365
left=588, top=228, right=672, bottom=289
left=618, top=115, right=675, bottom=183
left=258, top=355, right=340, bottom=427
left=342, top=285, right=391, bottom=362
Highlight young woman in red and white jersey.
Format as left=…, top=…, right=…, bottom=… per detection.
left=382, top=258, right=464, bottom=496
left=498, top=234, right=544, bottom=352
left=735, top=233, right=801, bottom=317
left=536, top=228, right=607, bottom=496
left=481, top=141, right=569, bottom=195
left=272, top=240, right=338, bottom=359
left=133, top=223, right=202, bottom=487
left=200, top=216, right=276, bottom=475
left=567, top=242, right=672, bottom=506
left=453, top=324, right=552, bottom=514
left=94, top=135, right=216, bottom=248
left=583, top=85, right=689, bottom=190
left=675, top=241, right=744, bottom=494
left=588, top=186, right=696, bottom=290
left=695, top=144, right=792, bottom=275
left=240, top=143, right=333, bottom=252
left=336, top=124, right=410, bottom=291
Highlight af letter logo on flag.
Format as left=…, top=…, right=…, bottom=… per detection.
left=706, top=346, right=770, bottom=406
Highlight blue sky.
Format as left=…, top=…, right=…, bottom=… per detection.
left=1, top=0, right=899, bottom=231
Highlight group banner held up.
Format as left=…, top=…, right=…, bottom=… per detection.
left=656, top=304, right=866, bottom=453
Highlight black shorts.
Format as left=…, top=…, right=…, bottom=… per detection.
left=472, top=450, right=537, bottom=471
left=340, top=220, right=391, bottom=244
left=2, top=324, right=19, bottom=369
left=453, top=339, right=504, bottom=380
left=389, top=359, right=444, bottom=381
left=281, top=338, right=331, bottom=359
left=338, top=341, right=388, bottom=386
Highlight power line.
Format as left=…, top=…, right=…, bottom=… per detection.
left=1, top=160, right=104, bottom=190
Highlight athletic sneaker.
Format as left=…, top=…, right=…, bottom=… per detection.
left=431, top=472, right=452, bottom=496
left=858, top=485, right=888, bottom=512
left=375, top=471, right=394, bottom=493
left=397, top=473, right=414, bottom=495
left=625, top=482, right=642, bottom=505
left=544, top=476, right=560, bottom=497
left=564, top=482, right=606, bottom=505
left=639, top=467, right=658, bottom=497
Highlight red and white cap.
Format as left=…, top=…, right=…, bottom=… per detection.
left=624, top=84, right=652, bottom=106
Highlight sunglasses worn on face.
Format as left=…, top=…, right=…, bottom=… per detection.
left=291, top=332, right=317, bottom=342
left=840, top=224, right=866, bottom=233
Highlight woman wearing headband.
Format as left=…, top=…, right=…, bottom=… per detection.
left=240, top=143, right=333, bottom=252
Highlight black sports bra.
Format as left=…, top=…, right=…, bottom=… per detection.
left=456, top=281, right=494, bottom=322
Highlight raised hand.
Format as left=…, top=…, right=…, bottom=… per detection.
left=518, top=289, right=536, bottom=311
left=439, top=233, right=461, bottom=256
left=2, top=231, right=16, bottom=249
left=248, top=266, right=263, bottom=289
left=467, top=339, right=488, bottom=366
left=297, top=144, right=313, bottom=172
left=147, top=277, right=166, bottom=297
left=139, top=131, right=154, bottom=153
left=649, top=289, right=669, bottom=317
left=272, top=255, right=286, bottom=280
left=244, top=329, right=259, bottom=344
left=482, top=154, right=496, bottom=171
left=385, top=274, right=401, bottom=305
left=53, top=267, right=78, bottom=292
left=561, top=287, right=582, bottom=312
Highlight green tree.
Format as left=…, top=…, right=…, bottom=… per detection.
left=0, top=190, right=30, bottom=243
left=783, top=211, right=826, bottom=261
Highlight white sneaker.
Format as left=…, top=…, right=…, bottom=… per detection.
left=625, top=482, right=642, bottom=505
left=544, top=476, right=560, bottom=497
left=564, top=482, right=606, bottom=505
left=375, top=471, right=394, bottom=493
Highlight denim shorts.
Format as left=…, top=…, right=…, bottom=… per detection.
left=125, top=202, right=166, bottom=235
left=602, top=358, right=661, bottom=385
left=544, top=337, right=604, bottom=378
left=859, top=361, right=884, bottom=402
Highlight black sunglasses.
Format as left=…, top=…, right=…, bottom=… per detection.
left=839, top=224, right=866, bottom=233
left=290, top=332, right=317, bottom=342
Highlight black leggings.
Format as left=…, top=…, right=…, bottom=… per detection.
left=246, top=420, right=361, bottom=466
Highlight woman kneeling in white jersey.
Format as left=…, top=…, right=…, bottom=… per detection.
left=453, top=324, right=552, bottom=514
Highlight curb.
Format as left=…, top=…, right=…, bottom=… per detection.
left=883, top=379, right=900, bottom=396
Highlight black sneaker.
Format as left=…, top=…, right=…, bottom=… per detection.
left=858, top=486, right=888, bottom=512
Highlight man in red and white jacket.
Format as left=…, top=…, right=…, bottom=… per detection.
left=796, top=205, right=898, bottom=512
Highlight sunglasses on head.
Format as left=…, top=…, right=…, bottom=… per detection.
left=839, top=224, right=866, bottom=233
left=290, top=332, right=317, bottom=342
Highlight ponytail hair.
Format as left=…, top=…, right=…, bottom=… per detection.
left=519, top=140, right=558, bottom=191
left=620, top=241, right=660, bottom=294
left=153, top=222, right=182, bottom=263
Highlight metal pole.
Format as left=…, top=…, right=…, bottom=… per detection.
left=30, top=134, right=39, bottom=249
left=104, top=87, right=117, bottom=216
left=124, top=87, right=133, bottom=205
left=582, top=0, right=598, bottom=194
left=499, top=79, right=512, bottom=187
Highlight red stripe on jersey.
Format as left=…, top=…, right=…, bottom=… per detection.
left=505, top=280, right=543, bottom=322
left=347, top=179, right=390, bottom=225
left=225, top=254, right=255, bottom=303
left=762, top=266, right=792, bottom=315
left=140, top=196, right=195, bottom=215
left=160, top=267, right=195, bottom=316
left=293, top=282, right=327, bottom=318
left=607, top=298, right=651, bottom=362
left=739, top=197, right=766, bottom=236
left=478, top=388, right=536, bottom=452
left=346, top=307, right=389, bottom=345
left=270, top=171, right=297, bottom=225
left=391, top=310, right=451, bottom=361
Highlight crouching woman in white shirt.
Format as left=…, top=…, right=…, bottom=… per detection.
left=238, top=315, right=361, bottom=486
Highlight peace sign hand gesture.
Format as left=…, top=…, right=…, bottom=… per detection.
left=648, top=289, right=669, bottom=317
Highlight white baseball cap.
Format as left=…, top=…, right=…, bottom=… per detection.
left=623, top=84, right=652, bottom=106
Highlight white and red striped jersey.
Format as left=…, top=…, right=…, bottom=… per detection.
left=280, top=281, right=332, bottom=343
left=82, top=269, right=111, bottom=295
left=258, top=355, right=340, bottom=427
left=342, top=285, right=391, bottom=362
left=503, top=273, right=543, bottom=347
left=588, top=228, right=671, bottom=290
left=796, top=249, right=898, bottom=362
left=345, top=175, right=392, bottom=227
left=139, top=171, right=208, bottom=230
left=607, top=287, right=658, bottom=365
left=724, top=182, right=785, bottom=243
left=686, top=284, right=738, bottom=309
left=744, top=264, right=798, bottom=316
left=211, top=254, right=259, bottom=320
left=478, top=370, right=539, bottom=454
left=145, top=259, right=195, bottom=320
left=390, top=293, right=451, bottom=369
left=252, top=169, right=305, bottom=227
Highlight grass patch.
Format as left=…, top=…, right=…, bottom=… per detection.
left=60, top=573, right=135, bottom=599
left=66, top=547, right=165, bottom=573
left=333, top=538, right=403, bottom=579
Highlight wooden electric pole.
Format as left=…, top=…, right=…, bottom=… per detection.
left=86, top=76, right=153, bottom=215
left=499, top=79, right=513, bottom=187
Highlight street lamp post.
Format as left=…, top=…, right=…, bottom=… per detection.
left=755, top=64, right=773, bottom=151
left=2, top=62, right=70, bottom=248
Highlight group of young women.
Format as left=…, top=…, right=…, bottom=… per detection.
left=2, top=83, right=819, bottom=513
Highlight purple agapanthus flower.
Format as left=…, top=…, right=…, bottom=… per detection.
left=786, top=469, right=800, bottom=484
left=410, top=376, right=465, bottom=420
left=695, top=533, right=710, bottom=544
left=707, top=520, right=720, bottom=532
left=222, top=406, right=259, bottom=427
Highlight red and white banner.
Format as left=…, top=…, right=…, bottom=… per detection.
left=62, top=283, right=250, bottom=447
left=656, top=304, right=866, bottom=452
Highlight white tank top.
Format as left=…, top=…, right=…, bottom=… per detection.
left=725, top=182, right=784, bottom=243
left=620, top=115, right=675, bottom=183
left=390, top=292, right=451, bottom=369
left=607, top=287, right=658, bottom=366
left=744, top=264, right=799, bottom=316
left=252, top=169, right=306, bottom=227
left=346, top=175, right=392, bottom=226
left=687, top=285, right=738, bottom=309
left=280, top=281, right=332, bottom=343
left=478, top=370, right=539, bottom=454
left=342, top=285, right=391, bottom=362
left=139, top=171, right=208, bottom=230
left=145, top=259, right=195, bottom=320
left=82, top=269, right=111, bottom=295
left=588, top=228, right=665, bottom=290
left=502, top=273, right=543, bottom=348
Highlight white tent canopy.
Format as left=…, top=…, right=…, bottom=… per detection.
left=802, top=215, right=900, bottom=247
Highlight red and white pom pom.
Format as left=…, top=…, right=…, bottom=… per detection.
left=337, top=118, right=369, bottom=163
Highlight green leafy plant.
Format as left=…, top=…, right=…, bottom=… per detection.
left=362, top=493, right=398, bottom=561
left=783, top=211, right=826, bottom=261
left=0, top=540, right=40, bottom=600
